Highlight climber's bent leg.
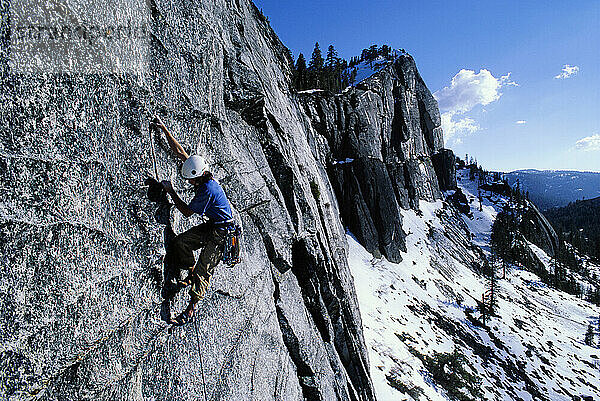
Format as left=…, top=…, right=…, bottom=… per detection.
left=189, top=228, right=227, bottom=303
left=161, top=224, right=212, bottom=300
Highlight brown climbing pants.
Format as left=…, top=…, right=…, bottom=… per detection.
left=162, top=223, right=227, bottom=302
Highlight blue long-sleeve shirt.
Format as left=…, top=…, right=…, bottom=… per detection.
left=188, top=179, right=233, bottom=224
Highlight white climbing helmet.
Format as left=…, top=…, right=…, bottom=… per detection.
left=181, top=155, right=209, bottom=179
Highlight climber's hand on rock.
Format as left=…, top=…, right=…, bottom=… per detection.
left=161, top=180, right=174, bottom=194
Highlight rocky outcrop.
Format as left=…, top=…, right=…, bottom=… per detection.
left=521, top=202, right=560, bottom=257
left=0, top=1, right=453, bottom=400
left=300, top=57, right=456, bottom=262
left=448, top=189, right=471, bottom=215
left=432, top=149, right=457, bottom=191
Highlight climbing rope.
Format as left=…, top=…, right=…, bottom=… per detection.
left=193, top=318, right=209, bottom=401
left=128, top=33, right=223, bottom=401
left=148, top=120, right=160, bottom=180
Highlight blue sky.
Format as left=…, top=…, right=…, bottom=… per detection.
left=254, top=0, right=600, bottom=172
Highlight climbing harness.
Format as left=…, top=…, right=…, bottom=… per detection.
left=222, top=224, right=242, bottom=267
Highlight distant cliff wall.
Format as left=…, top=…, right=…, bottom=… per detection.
left=300, top=56, right=456, bottom=262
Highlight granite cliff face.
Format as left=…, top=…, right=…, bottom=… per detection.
left=0, top=1, right=453, bottom=400
left=300, top=57, right=456, bottom=262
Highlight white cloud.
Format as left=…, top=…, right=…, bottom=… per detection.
left=555, top=64, right=579, bottom=79
left=516, top=120, right=527, bottom=125
left=575, top=134, right=600, bottom=151
left=501, top=72, right=519, bottom=87
left=434, top=69, right=506, bottom=114
left=440, top=113, right=479, bottom=144
left=434, top=69, right=518, bottom=145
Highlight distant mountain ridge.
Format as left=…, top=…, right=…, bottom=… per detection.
left=503, top=169, right=600, bottom=210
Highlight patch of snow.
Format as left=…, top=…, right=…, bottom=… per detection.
left=297, top=89, right=324, bottom=94
left=347, top=168, right=600, bottom=400
left=348, top=57, right=391, bottom=85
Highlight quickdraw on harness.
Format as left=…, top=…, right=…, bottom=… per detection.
left=222, top=224, right=242, bottom=267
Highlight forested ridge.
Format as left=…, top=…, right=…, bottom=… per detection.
left=457, top=161, right=600, bottom=308
left=544, top=197, right=600, bottom=261
left=285, top=43, right=404, bottom=92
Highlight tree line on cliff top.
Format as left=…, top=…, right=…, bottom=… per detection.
left=285, top=43, right=403, bottom=93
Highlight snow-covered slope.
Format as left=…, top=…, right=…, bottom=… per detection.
left=346, top=52, right=409, bottom=87
left=348, top=57, right=392, bottom=85
left=348, top=169, right=600, bottom=400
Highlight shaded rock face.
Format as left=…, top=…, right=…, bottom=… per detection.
left=0, top=0, right=376, bottom=399
left=432, top=149, right=457, bottom=191
left=448, top=189, right=471, bottom=215
left=300, top=57, right=456, bottom=262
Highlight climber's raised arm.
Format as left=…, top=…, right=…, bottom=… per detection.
left=161, top=180, right=194, bottom=218
left=153, top=116, right=189, bottom=162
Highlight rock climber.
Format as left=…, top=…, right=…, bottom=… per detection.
left=153, top=116, right=234, bottom=326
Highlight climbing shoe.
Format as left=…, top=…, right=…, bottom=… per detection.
left=172, top=311, right=194, bottom=326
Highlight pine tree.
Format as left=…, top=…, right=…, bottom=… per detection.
left=350, top=68, right=357, bottom=85
left=366, top=44, right=378, bottom=62
left=325, top=45, right=341, bottom=92
left=295, top=53, right=307, bottom=90
left=585, top=324, right=595, bottom=346
left=360, top=48, right=368, bottom=62
left=284, top=47, right=294, bottom=69
left=380, top=44, right=391, bottom=59
left=588, top=287, right=600, bottom=306
left=340, top=59, right=349, bottom=90
left=325, top=45, right=339, bottom=69
left=483, top=258, right=498, bottom=316
left=308, top=42, right=324, bottom=88
left=491, top=206, right=517, bottom=262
